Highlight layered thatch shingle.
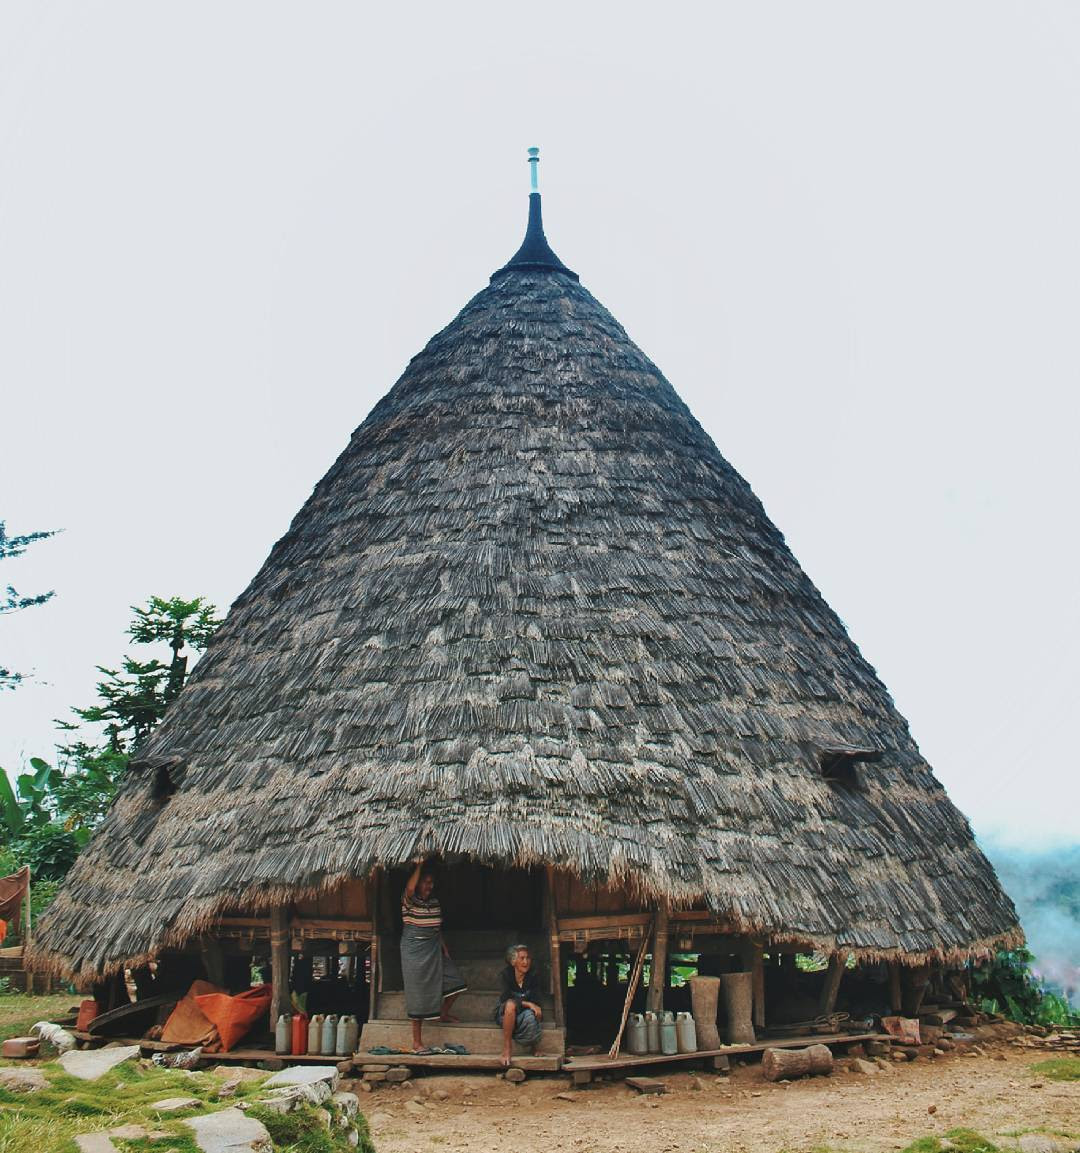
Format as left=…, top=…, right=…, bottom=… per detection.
left=31, top=194, right=1020, bottom=979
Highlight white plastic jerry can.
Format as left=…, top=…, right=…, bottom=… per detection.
left=645, top=1010, right=660, bottom=1053
left=676, top=1010, right=698, bottom=1053
left=275, top=1013, right=292, bottom=1055
left=308, top=1013, right=325, bottom=1055
left=321, top=1014, right=338, bottom=1055
left=626, top=1012, right=648, bottom=1055
left=660, top=1010, right=678, bottom=1055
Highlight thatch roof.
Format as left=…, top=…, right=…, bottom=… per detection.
left=31, top=183, right=1020, bottom=980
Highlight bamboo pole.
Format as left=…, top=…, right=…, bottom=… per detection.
left=646, top=900, right=669, bottom=1013
left=608, top=922, right=652, bottom=1058
left=269, top=905, right=290, bottom=1027
left=545, top=867, right=565, bottom=1029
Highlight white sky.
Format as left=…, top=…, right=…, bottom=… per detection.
left=1, top=2, right=1077, bottom=848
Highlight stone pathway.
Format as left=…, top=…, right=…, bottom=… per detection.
left=185, top=1107, right=273, bottom=1153
left=57, top=1044, right=141, bottom=1080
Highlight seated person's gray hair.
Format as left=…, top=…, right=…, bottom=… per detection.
left=505, top=943, right=530, bottom=965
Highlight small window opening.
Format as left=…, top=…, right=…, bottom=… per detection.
left=152, top=761, right=179, bottom=802
left=818, top=745, right=882, bottom=788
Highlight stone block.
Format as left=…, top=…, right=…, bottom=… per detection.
left=1, top=1036, right=40, bottom=1059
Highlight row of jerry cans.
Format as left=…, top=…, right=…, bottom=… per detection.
left=625, top=1011, right=697, bottom=1056
left=275, top=1013, right=359, bottom=1057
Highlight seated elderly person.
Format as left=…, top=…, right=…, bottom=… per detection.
left=495, top=943, right=543, bottom=1065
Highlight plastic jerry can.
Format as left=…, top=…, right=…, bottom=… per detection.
left=321, top=1014, right=338, bottom=1055
left=660, top=1010, right=678, bottom=1055
left=275, top=1014, right=292, bottom=1055
left=676, top=1010, right=697, bottom=1053
left=626, top=1012, right=647, bottom=1055
left=645, top=1010, right=660, bottom=1053
left=336, top=1014, right=356, bottom=1056
left=291, top=1012, right=308, bottom=1055
left=308, top=1014, right=325, bottom=1055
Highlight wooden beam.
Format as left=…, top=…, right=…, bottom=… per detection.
left=546, top=867, right=565, bottom=1029
left=23, top=870, right=33, bottom=995
left=888, top=962, right=902, bottom=1013
left=751, top=943, right=765, bottom=1030
left=646, top=900, right=669, bottom=1013
left=269, top=905, right=290, bottom=1027
left=368, top=871, right=380, bottom=1023
left=819, top=954, right=845, bottom=1016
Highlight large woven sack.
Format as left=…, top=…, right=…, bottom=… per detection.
left=195, top=984, right=272, bottom=1052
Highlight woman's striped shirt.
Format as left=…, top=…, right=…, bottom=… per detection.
left=401, top=890, right=442, bottom=929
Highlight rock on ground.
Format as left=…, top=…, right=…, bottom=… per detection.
left=74, top=1136, right=119, bottom=1153
left=185, top=1106, right=272, bottom=1153
left=263, top=1064, right=340, bottom=1091
left=57, top=1045, right=141, bottom=1081
left=0, top=1066, right=48, bottom=1092
left=152, top=1095, right=201, bottom=1112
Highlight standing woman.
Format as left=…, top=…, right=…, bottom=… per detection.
left=400, top=859, right=467, bottom=1051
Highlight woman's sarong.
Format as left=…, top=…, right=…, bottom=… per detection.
left=400, top=922, right=468, bottom=1020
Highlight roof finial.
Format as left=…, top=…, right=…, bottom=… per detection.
left=491, top=147, right=579, bottom=282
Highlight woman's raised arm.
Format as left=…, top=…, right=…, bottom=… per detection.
left=403, top=858, right=424, bottom=900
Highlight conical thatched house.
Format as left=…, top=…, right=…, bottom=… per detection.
left=32, top=152, right=1019, bottom=1060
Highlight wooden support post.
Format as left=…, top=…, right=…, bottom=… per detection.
left=646, top=900, right=669, bottom=1013
left=751, top=943, right=766, bottom=1030
left=888, top=961, right=902, bottom=1013
left=545, top=867, right=565, bottom=1028
left=23, top=870, right=33, bottom=995
left=269, top=905, right=290, bottom=1027
left=368, top=871, right=380, bottom=1023
left=819, top=954, right=845, bottom=1016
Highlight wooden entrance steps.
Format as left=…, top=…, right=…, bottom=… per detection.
left=359, top=1018, right=565, bottom=1058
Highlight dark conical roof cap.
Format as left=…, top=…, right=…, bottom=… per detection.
left=492, top=148, right=578, bottom=282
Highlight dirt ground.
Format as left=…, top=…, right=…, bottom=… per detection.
left=355, top=1046, right=1079, bottom=1153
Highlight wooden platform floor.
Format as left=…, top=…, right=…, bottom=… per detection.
left=562, top=1031, right=883, bottom=1074
left=79, top=1030, right=881, bottom=1074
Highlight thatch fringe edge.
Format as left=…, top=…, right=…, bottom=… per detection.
left=26, top=863, right=1026, bottom=984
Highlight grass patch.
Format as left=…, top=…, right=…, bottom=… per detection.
left=249, top=1104, right=373, bottom=1153
left=0, top=992, right=78, bottom=1043
left=0, top=1056, right=366, bottom=1153
left=1031, top=1057, right=1080, bottom=1082
left=900, top=1132, right=999, bottom=1153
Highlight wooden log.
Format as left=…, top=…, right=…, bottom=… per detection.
left=921, top=1009, right=957, bottom=1026
left=546, top=867, right=565, bottom=1029
left=646, top=901, right=669, bottom=1013
left=269, top=905, right=290, bottom=1027
left=819, top=955, right=845, bottom=1016
left=761, top=1044, right=833, bottom=1082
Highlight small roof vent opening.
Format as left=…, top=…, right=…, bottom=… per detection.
left=819, top=744, right=882, bottom=788
left=148, top=758, right=184, bottom=803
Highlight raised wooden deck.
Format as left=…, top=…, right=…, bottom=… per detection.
left=561, top=1031, right=883, bottom=1077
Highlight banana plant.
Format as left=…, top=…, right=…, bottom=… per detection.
left=0, top=757, right=55, bottom=840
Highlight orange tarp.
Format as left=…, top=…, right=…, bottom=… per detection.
left=195, top=984, right=272, bottom=1052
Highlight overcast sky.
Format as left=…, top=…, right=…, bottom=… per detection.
left=1, top=2, right=1077, bottom=848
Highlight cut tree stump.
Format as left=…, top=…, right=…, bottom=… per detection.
left=761, top=1044, right=833, bottom=1082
